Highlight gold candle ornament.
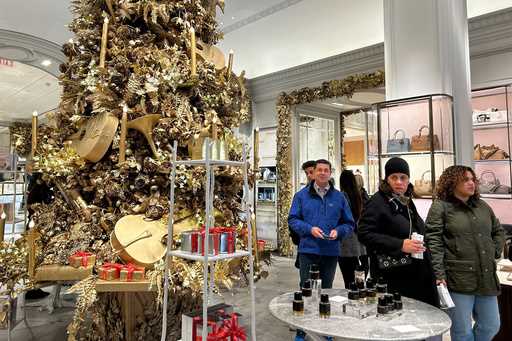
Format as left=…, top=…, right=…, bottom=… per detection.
left=31, top=111, right=38, bottom=159
left=253, top=127, right=260, bottom=170
left=211, top=116, right=218, bottom=140
left=0, top=211, right=6, bottom=242
left=189, top=27, right=197, bottom=77
left=99, top=16, right=109, bottom=68
left=119, top=105, right=128, bottom=164
left=227, top=49, right=234, bottom=79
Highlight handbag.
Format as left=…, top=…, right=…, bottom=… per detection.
left=414, top=170, right=433, bottom=197
left=474, top=144, right=482, bottom=160
left=478, top=144, right=509, bottom=160
left=478, top=170, right=500, bottom=194
left=411, top=125, right=441, bottom=151
left=386, top=129, right=410, bottom=153
left=376, top=202, right=413, bottom=270
left=489, top=108, right=508, bottom=123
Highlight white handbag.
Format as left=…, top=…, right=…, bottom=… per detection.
left=473, top=108, right=508, bottom=124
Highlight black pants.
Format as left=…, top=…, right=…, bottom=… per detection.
left=338, top=255, right=370, bottom=289
left=298, top=253, right=338, bottom=289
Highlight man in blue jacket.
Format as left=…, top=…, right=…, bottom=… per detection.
left=288, top=159, right=355, bottom=289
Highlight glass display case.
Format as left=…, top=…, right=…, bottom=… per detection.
left=366, top=94, right=456, bottom=198
left=471, top=85, right=512, bottom=225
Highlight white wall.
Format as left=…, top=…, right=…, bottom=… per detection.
left=252, top=99, right=278, bottom=129
left=470, top=51, right=512, bottom=88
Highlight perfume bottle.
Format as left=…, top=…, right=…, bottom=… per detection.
left=302, top=279, right=312, bottom=298
left=309, top=264, right=320, bottom=280
left=293, top=291, right=304, bottom=316
left=377, top=296, right=388, bottom=314
left=358, top=288, right=368, bottom=303
left=384, top=293, right=395, bottom=312
left=376, top=278, right=387, bottom=298
left=348, top=282, right=359, bottom=305
left=365, top=278, right=377, bottom=304
left=354, top=266, right=365, bottom=288
left=319, top=293, right=331, bottom=318
left=393, top=292, right=403, bottom=310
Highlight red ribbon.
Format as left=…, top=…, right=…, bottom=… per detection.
left=194, top=319, right=229, bottom=341
left=220, top=314, right=246, bottom=341
left=72, top=251, right=93, bottom=267
left=121, top=263, right=144, bottom=281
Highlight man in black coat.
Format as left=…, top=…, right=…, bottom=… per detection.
left=357, top=157, right=438, bottom=307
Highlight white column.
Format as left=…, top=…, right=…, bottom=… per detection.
left=384, top=0, right=473, bottom=166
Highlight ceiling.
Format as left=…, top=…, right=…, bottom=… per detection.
left=0, top=61, right=60, bottom=123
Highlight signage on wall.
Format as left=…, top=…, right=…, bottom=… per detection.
left=0, top=58, right=14, bottom=67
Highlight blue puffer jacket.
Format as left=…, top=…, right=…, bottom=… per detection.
left=288, top=182, right=355, bottom=256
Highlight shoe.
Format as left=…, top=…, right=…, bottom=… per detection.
left=25, top=288, right=50, bottom=300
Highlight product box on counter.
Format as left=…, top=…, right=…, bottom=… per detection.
left=119, top=264, right=145, bottom=282
left=99, top=263, right=123, bottom=281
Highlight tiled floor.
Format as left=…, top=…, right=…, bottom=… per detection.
left=0, top=255, right=451, bottom=341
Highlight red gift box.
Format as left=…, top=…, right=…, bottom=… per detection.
left=193, top=317, right=229, bottom=341
left=220, top=313, right=246, bottom=341
left=199, top=229, right=221, bottom=256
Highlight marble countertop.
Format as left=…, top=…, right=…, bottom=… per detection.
left=268, top=289, right=451, bottom=341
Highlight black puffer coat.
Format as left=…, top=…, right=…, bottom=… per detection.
left=358, top=182, right=438, bottom=307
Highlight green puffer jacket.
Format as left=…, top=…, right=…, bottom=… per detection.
left=425, top=198, right=505, bottom=295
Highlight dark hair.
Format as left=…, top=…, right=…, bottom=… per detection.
left=339, top=170, right=363, bottom=221
left=301, top=160, right=316, bottom=171
left=315, top=159, right=332, bottom=170
left=436, top=165, right=480, bottom=201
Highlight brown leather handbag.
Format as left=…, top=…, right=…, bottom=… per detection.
left=411, top=125, right=441, bottom=151
left=415, top=170, right=433, bottom=197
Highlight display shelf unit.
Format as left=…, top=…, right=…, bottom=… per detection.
left=366, top=94, right=456, bottom=198
left=255, top=166, right=277, bottom=247
left=472, top=85, right=512, bottom=203
left=1, top=156, right=28, bottom=241
left=160, top=139, right=257, bottom=341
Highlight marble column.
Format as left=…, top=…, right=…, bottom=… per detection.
left=384, top=0, right=473, bottom=166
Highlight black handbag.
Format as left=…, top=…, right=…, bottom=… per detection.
left=376, top=199, right=413, bottom=270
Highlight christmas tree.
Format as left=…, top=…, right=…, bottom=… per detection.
left=9, top=1, right=252, bottom=339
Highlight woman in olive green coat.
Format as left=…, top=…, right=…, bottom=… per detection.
left=425, top=165, right=505, bottom=341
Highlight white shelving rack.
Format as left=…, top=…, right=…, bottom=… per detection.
left=160, top=139, right=257, bottom=341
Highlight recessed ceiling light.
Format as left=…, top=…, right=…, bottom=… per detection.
left=231, top=16, right=236, bottom=20
left=41, top=59, right=52, bottom=67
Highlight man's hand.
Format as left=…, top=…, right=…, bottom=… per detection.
left=401, top=239, right=426, bottom=254
left=311, top=227, right=324, bottom=239
left=329, top=230, right=338, bottom=240
left=436, top=279, right=447, bottom=286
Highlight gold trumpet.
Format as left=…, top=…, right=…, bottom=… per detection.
left=119, top=114, right=161, bottom=163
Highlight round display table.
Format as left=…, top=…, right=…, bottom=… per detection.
left=269, top=289, right=451, bottom=341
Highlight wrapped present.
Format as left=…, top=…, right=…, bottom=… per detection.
left=119, top=263, right=145, bottom=281
left=69, top=251, right=96, bottom=268
left=220, top=313, right=246, bottom=341
left=182, top=304, right=233, bottom=341
left=199, top=230, right=221, bottom=256
left=181, top=230, right=200, bottom=253
left=193, top=318, right=229, bottom=341
left=99, top=262, right=123, bottom=281
left=219, top=227, right=236, bottom=254
left=257, top=240, right=266, bottom=253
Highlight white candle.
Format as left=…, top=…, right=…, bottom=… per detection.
left=119, top=105, right=128, bottom=164
left=227, top=49, right=234, bottom=79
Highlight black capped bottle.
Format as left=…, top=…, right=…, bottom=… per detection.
left=348, top=282, right=359, bottom=305
left=319, top=293, right=331, bottom=318
left=393, top=292, right=403, bottom=310
left=302, top=279, right=312, bottom=298
left=376, top=277, right=387, bottom=298
left=309, top=264, right=320, bottom=280
left=366, top=278, right=377, bottom=304
left=377, top=296, right=388, bottom=314
left=293, top=291, right=304, bottom=316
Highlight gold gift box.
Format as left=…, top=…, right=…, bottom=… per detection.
left=69, top=252, right=96, bottom=268
left=119, top=266, right=145, bottom=282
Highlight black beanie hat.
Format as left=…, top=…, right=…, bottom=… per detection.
left=385, top=157, right=410, bottom=179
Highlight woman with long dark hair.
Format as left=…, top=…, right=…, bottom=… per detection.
left=338, top=169, right=369, bottom=287
left=425, top=165, right=505, bottom=340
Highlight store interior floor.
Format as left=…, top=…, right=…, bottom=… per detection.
left=1, top=255, right=451, bottom=341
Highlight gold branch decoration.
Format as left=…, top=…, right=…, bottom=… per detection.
left=276, top=71, right=385, bottom=255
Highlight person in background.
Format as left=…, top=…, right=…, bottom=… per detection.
left=425, top=165, right=505, bottom=341
left=289, top=159, right=354, bottom=341
left=358, top=157, right=438, bottom=307
left=338, top=170, right=369, bottom=288
left=290, top=160, right=317, bottom=269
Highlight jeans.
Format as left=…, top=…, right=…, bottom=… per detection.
left=448, top=292, right=500, bottom=341
left=298, top=253, right=338, bottom=289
